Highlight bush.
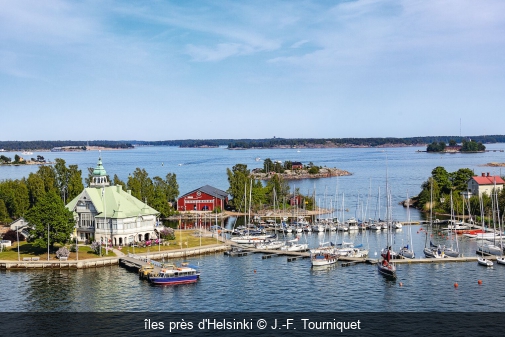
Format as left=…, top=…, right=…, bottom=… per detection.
left=212, top=206, right=222, bottom=214
left=56, top=247, right=70, bottom=258
left=2, top=230, right=25, bottom=242
left=159, top=227, right=176, bottom=240
left=90, top=241, right=101, bottom=254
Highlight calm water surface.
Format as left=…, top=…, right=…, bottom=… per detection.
left=1, top=145, right=505, bottom=312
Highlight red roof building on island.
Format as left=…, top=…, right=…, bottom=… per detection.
left=467, top=173, right=505, bottom=197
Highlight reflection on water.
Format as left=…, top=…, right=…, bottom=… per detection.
left=2, top=227, right=505, bottom=312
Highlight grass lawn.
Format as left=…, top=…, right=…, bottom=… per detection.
left=121, top=230, right=224, bottom=254
left=0, top=242, right=115, bottom=261
left=0, top=230, right=219, bottom=260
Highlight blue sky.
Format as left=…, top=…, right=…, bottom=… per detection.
left=1, top=0, right=504, bottom=141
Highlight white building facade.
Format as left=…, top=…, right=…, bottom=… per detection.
left=66, top=157, right=160, bottom=246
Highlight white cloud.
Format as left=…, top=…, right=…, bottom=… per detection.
left=186, top=43, right=251, bottom=62
left=290, top=39, right=309, bottom=49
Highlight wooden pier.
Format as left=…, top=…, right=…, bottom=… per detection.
left=226, top=242, right=498, bottom=266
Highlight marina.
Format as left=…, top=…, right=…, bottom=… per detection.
left=1, top=145, right=505, bottom=312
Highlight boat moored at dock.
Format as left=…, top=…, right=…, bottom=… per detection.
left=148, top=264, right=200, bottom=285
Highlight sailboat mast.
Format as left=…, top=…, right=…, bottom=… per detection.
left=249, top=179, right=252, bottom=225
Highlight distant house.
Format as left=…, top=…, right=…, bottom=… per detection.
left=289, top=194, right=304, bottom=206
left=466, top=173, right=505, bottom=198
left=291, top=162, right=303, bottom=170
left=9, top=218, right=30, bottom=239
left=177, top=185, right=228, bottom=212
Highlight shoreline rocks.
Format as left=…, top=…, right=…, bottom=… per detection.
left=252, top=167, right=351, bottom=180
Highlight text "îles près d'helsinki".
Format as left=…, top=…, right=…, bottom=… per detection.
left=144, top=318, right=362, bottom=332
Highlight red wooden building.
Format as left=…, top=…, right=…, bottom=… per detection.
left=177, top=185, right=229, bottom=212
left=291, top=161, right=303, bottom=170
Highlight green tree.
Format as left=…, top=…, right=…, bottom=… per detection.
left=127, top=168, right=154, bottom=203
left=263, top=158, right=273, bottom=173
left=112, top=174, right=126, bottom=190
left=427, top=141, right=446, bottom=152
left=0, top=179, right=29, bottom=219
left=265, top=174, right=290, bottom=205
left=0, top=155, right=11, bottom=163
left=151, top=176, right=171, bottom=217
left=431, top=166, right=451, bottom=194
left=150, top=174, right=179, bottom=218
left=250, top=179, right=267, bottom=211
left=417, top=177, right=440, bottom=211
left=25, top=191, right=75, bottom=250
left=36, top=165, right=58, bottom=193
left=449, top=139, right=457, bottom=146
left=54, top=158, right=70, bottom=202
left=67, top=165, right=84, bottom=202
left=26, top=173, right=46, bottom=207
left=449, top=168, right=474, bottom=192
left=0, top=199, right=10, bottom=224
left=226, top=164, right=250, bottom=212
left=164, top=173, right=179, bottom=203
left=85, top=167, right=94, bottom=187
left=461, top=139, right=486, bottom=152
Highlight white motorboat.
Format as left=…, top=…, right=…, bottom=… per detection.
left=346, top=218, right=359, bottom=231
left=370, top=223, right=382, bottom=231
left=280, top=238, right=308, bottom=252
left=255, top=240, right=285, bottom=250
left=393, top=221, right=403, bottom=229
left=337, top=242, right=369, bottom=258
left=311, top=252, right=338, bottom=267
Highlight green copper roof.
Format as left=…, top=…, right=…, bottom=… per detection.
left=92, top=157, right=107, bottom=177
left=66, top=185, right=159, bottom=219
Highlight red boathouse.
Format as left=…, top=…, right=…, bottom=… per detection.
left=177, top=185, right=229, bottom=212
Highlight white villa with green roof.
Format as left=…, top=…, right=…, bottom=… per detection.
left=66, top=157, right=160, bottom=246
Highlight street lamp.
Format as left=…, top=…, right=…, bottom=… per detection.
left=75, top=225, right=79, bottom=261
left=16, top=225, right=20, bottom=262
left=47, top=224, right=50, bottom=261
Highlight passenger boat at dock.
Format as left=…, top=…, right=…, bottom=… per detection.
left=148, top=263, right=200, bottom=285
left=311, top=252, right=338, bottom=267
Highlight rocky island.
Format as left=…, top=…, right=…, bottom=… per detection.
left=251, top=159, right=351, bottom=180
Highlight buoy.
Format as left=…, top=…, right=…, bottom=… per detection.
left=478, top=280, right=482, bottom=285
left=454, top=283, right=458, bottom=288
left=399, top=282, right=403, bottom=287
left=254, top=269, right=256, bottom=273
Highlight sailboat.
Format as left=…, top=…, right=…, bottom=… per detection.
left=423, top=178, right=444, bottom=259
left=477, top=195, right=494, bottom=267
left=495, top=190, right=505, bottom=265
left=398, top=191, right=415, bottom=259
left=377, top=162, right=397, bottom=278
left=443, top=191, right=460, bottom=257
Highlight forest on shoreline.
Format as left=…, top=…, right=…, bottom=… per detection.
left=2, top=135, right=505, bottom=151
